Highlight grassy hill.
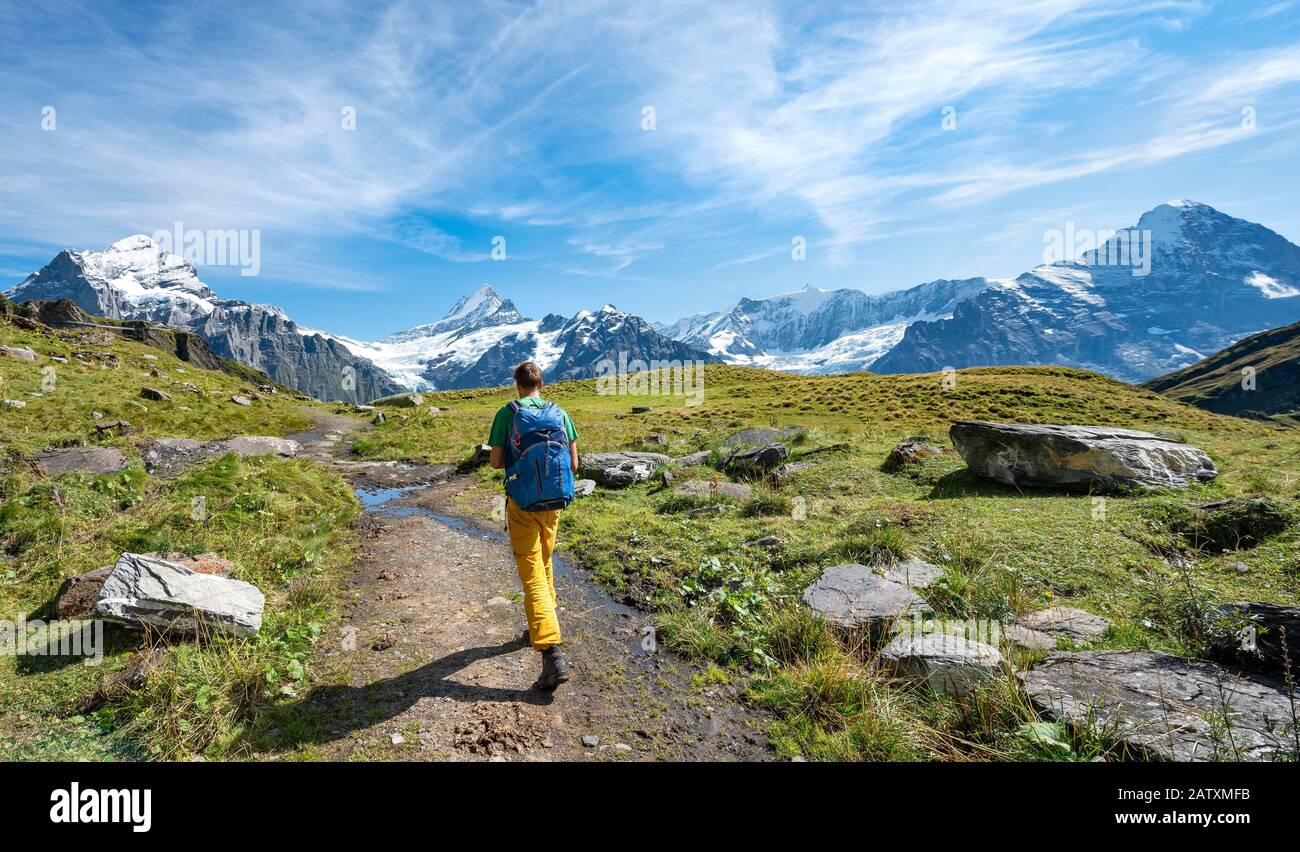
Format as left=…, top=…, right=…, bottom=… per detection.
left=0, top=309, right=362, bottom=759
left=1144, top=320, right=1300, bottom=426
left=358, top=364, right=1299, bottom=759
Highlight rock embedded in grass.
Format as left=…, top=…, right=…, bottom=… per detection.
left=29, top=446, right=127, bottom=477
left=1022, top=651, right=1297, bottom=761
left=578, top=451, right=670, bottom=487
left=673, top=479, right=753, bottom=501
left=92, top=552, right=264, bottom=638
left=2, top=345, right=36, bottom=361
left=54, top=552, right=234, bottom=619
left=877, top=633, right=1004, bottom=696
left=879, top=558, right=945, bottom=590
left=1210, top=602, right=1300, bottom=678
left=887, top=438, right=944, bottom=467
left=1015, top=606, right=1112, bottom=642
left=673, top=450, right=713, bottom=467
left=800, top=564, right=928, bottom=633
left=230, top=395, right=252, bottom=406
left=140, top=386, right=172, bottom=402
left=573, top=479, right=597, bottom=497
left=727, top=442, right=788, bottom=472
left=949, top=420, right=1217, bottom=490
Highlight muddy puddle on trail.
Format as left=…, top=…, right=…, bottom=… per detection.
left=355, top=484, right=656, bottom=660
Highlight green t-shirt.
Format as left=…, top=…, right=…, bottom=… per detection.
left=488, top=397, right=578, bottom=450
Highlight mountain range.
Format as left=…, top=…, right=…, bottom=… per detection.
left=6, top=200, right=1298, bottom=400
left=1145, top=319, right=1300, bottom=425
left=658, top=201, right=1300, bottom=384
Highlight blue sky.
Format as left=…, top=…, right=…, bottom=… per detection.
left=1, top=0, right=1299, bottom=340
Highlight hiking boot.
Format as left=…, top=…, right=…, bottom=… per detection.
left=534, top=646, right=570, bottom=691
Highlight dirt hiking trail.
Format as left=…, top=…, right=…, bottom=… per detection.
left=264, top=411, right=770, bottom=761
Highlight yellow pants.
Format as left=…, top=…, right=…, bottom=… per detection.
left=506, top=498, right=562, bottom=651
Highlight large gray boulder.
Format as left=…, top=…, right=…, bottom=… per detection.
left=2, top=345, right=36, bottom=361
left=723, top=427, right=803, bottom=449
left=1023, top=651, right=1296, bottom=761
left=54, top=552, right=234, bottom=619
left=949, top=421, right=1217, bottom=490
left=29, top=447, right=128, bottom=477
left=92, top=553, right=263, bottom=638
left=877, top=633, right=1004, bottom=696
left=801, top=564, right=927, bottom=632
left=578, top=452, right=669, bottom=487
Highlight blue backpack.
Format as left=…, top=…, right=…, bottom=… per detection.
left=504, top=400, right=575, bottom=512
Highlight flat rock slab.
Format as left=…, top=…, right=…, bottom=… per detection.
left=573, top=479, right=597, bottom=497
left=950, top=420, right=1217, bottom=490
left=93, top=552, right=263, bottom=638
left=801, top=564, right=927, bottom=631
left=673, top=450, right=713, bottom=467
left=878, top=633, right=1004, bottom=696
left=1023, top=651, right=1297, bottom=761
left=144, top=436, right=299, bottom=476
left=579, top=452, right=670, bottom=487
left=880, top=558, right=945, bottom=590
left=2, top=346, right=36, bottom=360
left=673, top=479, right=753, bottom=501
left=54, top=552, right=233, bottom=619
left=1016, top=606, right=1112, bottom=642
left=29, top=447, right=127, bottom=477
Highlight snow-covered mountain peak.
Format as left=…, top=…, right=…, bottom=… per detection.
left=443, top=283, right=502, bottom=321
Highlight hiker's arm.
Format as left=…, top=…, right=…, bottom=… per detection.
left=569, top=439, right=579, bottom=474
left=490, top=446, right=506, bottom=469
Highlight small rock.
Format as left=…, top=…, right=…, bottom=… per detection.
left=354, top=404, right=376, bottom=413
left=727, top=443, right=788, bottom=472
left=573, top=479, right=597, bottom=497
left=486, top=596, right=511, bottom=606
left=94, top=420, right=133, bottom=436
left=470, top=444, right=493, bottom=467
left=50, top=356, right=68, bottom=364
left=879, top=558, right=945, bottom=590
left=888, top=438, right=944, bottom=467
left=613, top=743, right=632, bottom=753
left=643, top=434, right=667, bottom=445
left=672, top=479, right=753, bottom=501
left=1015, top=606, right=1112, bottom=642
left=389, top=733, right=406, bottom=746
left=630, top=406, right=652, bottom=414
left=3, top=399, right=27, bottom=409
left=377, top=570, right=398, bottom=581
left=1, top=346, right=36, bottom=361
left=673, top=450, right=713, bottom=467
left=140, top=387, right=172, bottom=402
left=877, top=633, right=1004, bottom=696
left=230, top=395, right=252, bottom=406
left=581, top=734, right=599, bottom=748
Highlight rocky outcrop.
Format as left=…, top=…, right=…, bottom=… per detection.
left=29, top=447, right=127, bottom=477
left=1211, top=602, right=1300, bottom=679
left=877, top=633, right=1004, bottom=696
left=92, top=552, right=264, bottom=638
left=801, top=564, right=928, bottom=633
left=1023, top=651, right=1297, bottom=761
left=578, top=452, right=669, bottom=487
left=950, top=420, right=1217, bottom=490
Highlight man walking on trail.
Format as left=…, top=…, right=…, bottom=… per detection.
left=488, top=361, right=579, bottom=690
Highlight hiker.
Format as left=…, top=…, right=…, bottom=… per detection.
left=488, top=361, right=579, bottom=690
